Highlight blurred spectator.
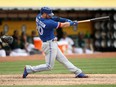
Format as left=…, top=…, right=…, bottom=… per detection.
left=0, top=31, right=5, bottom=37
left=59, top=32, right=74, bottom=54
left=85, top=38, right=94, bottom=53
left=10, top=30, right=29, bottom=56
left=73, top=32, right=93, bottom=54
left=78, top=32, right=86, bottom=48
left=0, top=37, right=6, bottom=57
left=0, top=31, right=12, bottom=56
left=2, top=45, right=11, bottom=56
left=12, top=30, right=19, bottom=40
left=21, top=32, right=30, bottom=52
left=27, top=30, right=37, bottom=44
left=10, top=30, right=23, bottom=49
left=21, top=32, right=42, bottom=55
left=72, top=32, right=85, bottom=54
left=85, top=31, right=91, bottom=39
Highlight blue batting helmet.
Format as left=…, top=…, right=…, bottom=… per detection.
left=40, top=7, right=54, bottom=17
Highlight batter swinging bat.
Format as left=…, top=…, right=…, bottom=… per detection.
left=78, top=16, right=110, bottom=24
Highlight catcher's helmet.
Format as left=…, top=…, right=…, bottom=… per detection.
left=40, top=7, right=54, bottom=17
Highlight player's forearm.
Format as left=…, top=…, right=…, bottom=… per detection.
left=60, top=22, right=70, bottom=28
left=60, top=21, right=78, bottom=28
left=52, top=16, right=72, bottom=22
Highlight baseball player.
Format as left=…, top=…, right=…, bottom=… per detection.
left=23, top=7, right=88, bottom=78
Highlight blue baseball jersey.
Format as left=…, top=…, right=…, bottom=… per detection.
left=36, top=14, right=59, bottom=42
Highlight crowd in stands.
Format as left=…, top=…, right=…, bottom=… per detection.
left=0, top=30, right=42, bottom=57
left=58, top=32, right=94, bottom=54
left=0, top=30, right=94, bottom=57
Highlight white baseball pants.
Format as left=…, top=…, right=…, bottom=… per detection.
left=26, top=41, right=82, bottom=76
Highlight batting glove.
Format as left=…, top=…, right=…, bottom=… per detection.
left=69, top=21, right=78, bottom=26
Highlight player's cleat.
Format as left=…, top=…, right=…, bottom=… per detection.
left=22, top=67, right=28, bottom=78
left=76, top=73, right=88, bottom=78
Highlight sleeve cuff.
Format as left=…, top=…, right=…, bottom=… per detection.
left=56, top=22, right=61, bottom=29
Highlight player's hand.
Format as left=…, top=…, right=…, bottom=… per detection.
left=73, top=20, right=78, bottom=26
left=73, top=21, right=78, bottom=31
left=69, top=20, right=78, bottom=26
left=1, top=35, right=13, bottom=44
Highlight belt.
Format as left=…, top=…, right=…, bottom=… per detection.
left=43, top=38, right=57, bottom=42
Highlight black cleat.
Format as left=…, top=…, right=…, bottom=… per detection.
left=76, top=73, right=88, bottom=78
left=22, top=67, right=28, bottom=78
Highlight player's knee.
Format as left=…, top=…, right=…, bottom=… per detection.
left=46, top=64, right=54, bottom=70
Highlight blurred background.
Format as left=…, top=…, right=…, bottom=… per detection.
left=0, top=0, right=116, bottom=57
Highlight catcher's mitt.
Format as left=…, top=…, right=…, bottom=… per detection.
left=1, top=35, right=13, bottom=44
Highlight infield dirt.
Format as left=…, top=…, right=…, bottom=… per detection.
left=0, top=74, right=116, bottom=85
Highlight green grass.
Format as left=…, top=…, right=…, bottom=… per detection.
left=0, top=85, right=116, bottom=87
left=0, top=57, right=116, bottom=87
left=0, top=57, right=116, bottom=74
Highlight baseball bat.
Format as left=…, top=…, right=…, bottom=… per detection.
left=78, top=16, right=110, bottom=24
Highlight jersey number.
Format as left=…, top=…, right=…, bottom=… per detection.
left=37, top=25, right=43, bottom=35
